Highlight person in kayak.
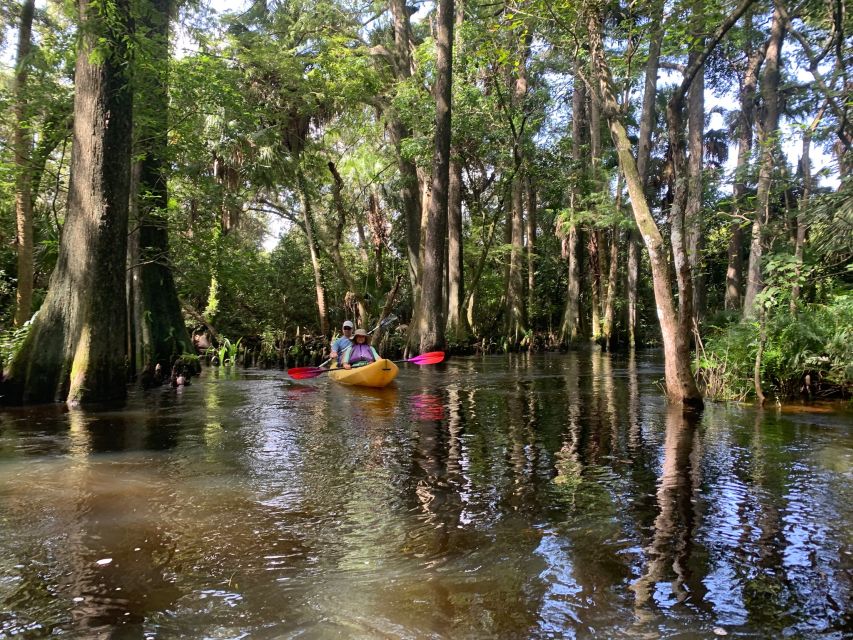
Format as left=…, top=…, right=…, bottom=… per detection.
left=329, top=320, right=354, bottom=365
left=341, top=328, right=381, bottom=369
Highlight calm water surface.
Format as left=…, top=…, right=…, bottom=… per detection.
left=0, top=352, right=850, bottom=639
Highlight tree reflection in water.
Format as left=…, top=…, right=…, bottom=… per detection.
left=631, top=407, right=700, bottom=614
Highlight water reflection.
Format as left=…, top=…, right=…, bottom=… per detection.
left=0, top=353, right=850, bottom=638
left=631, top=407, right=700, bottom=612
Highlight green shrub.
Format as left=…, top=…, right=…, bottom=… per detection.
left=697, top=294, right=852, bottom=401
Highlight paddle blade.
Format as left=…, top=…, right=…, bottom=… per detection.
left=408, top=351, right=445, bottom=365
left=287, top=366, right=329, bottom=380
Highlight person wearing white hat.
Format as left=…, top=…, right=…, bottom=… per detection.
left=341, top=328, right=380, bottom=369
left=329, top=320, right=354, bottom=365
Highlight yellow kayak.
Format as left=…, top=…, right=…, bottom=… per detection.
left=329, top=358, right=399, bottom=388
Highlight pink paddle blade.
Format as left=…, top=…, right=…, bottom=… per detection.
left=287, top=366, right=329, bottom=380
left=407, top=351, right=445, bottom=365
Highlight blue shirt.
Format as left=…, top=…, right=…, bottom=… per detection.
left=331, top=336, right=353, bottom=362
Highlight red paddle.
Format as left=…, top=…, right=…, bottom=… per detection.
left=288, top=352, right=444, bottom=379
left=394, top=351, right=445, bottom=365
left=287, top=365, right=333, bottom=380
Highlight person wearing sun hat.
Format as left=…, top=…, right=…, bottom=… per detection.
left=341, top=328, right=381, bottom=369
left=329, top=320, right=354, bottom=366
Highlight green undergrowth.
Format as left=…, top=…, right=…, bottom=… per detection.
left=697, top=294, right=853, bottom=401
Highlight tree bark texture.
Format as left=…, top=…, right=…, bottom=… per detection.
left=3, top=0, right=134, bottom=405
left=446, top=156, right=466, bottom=340
left=416, top=0, right=453, bottom=353
left=129, top=0, right=192, bottom=377
left=297, top=171, right=329, bottom=336
left=13, top=0, right=36, bottom=327
left=602, top=226, right=619, bottom=349
left=744, top=6, right=784, bottom=317
left=727, top=22, right=765, bottom=310
left=791, top=107, right=824, bottom=310
left=526, top=177, right=537, bottom=327
left=328, top=162, right=369, bottom=324
left=388, top=0, right=421, bottom=290
left=446, top=0, right=466, bottom=341
left=588, top=85, right=603, bottom=341
left=505, top=36, right=531, bottom=341
left=560, top=57, right=585, bottom=344
left=588, top=10, right=702, bottom=407
left=686, top=39, right=705, bottom=324
left=629, top=0, right=662, bottom=346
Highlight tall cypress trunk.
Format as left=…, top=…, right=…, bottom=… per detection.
left=589, top=83, right=604, bottom=342
left=744, top=7, right=785, bottom=317
left=526, top=176, right=537, bottom=327
left=447, top=156, right=466, bottom=339
left=602, top=176, right=623, bottom=349
left=389, top=0, right=422, bottom=290
left=367, top=189, right=385, bottom=289
left=129, top=0, right=192, bottom=378
left=560, top=57, right=585, bottom=344
left=630, top=0, right=663, bottom=347
left=791, top=107, right=824, bottom=311
left=589, top=9, right=703, bottom=407
left=505, top=36, right=531, bottom=341
left=507, top=168, right=526, bottom=338
left=3, top=0, right=134, bottom=406
left=415, top=0, right=453, bottom=352
left=446, top=0, right=466, bottom=341
left=13, top=0, right=36, bottom=327
left=727, top=19, right=765, bottom=310
left=686, top=36, right=705, bottom=325
left=666, top=82, right=697, bottom=367
left=328, top=162, right=369, bottom=324
left=297, top=171, right=329, bottom=336
left=602, top=226, right=619, bottom=349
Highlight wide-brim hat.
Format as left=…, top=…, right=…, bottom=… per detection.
left=353, top=328, right=369, bottom=338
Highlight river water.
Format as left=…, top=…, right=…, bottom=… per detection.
left=0, top=352, right=850, bottom=639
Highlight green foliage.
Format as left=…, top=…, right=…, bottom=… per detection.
left=0, top=317, right=33, bottom=372
left=207, top=337, right=242, bottom=367
left=698, top=295, right=853, bottom=400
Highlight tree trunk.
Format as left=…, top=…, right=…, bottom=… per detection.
left=129, top=0, right=192, bottom=378
left=389, top=0, right=422, bottom=290
left=2, top=0, right=134, bottom=406
left=297, top=171, right=329, bottom=336
left=447, top=156, right=466, bottom=340
left=744, top=6, right=784, bottom=317
left=13, top=0, right=36, bottom=327
left=630, top=0, right=663, bottom=346
left=560, top=56, right=585, bottom=344
left=589, top=83, right=604, bottom=342
left=727, top=19, right=765, bottom=310
left=327, top=161, right=370, bottom=324
left=588, top=231, right=601, bottom=341
left=446, top=0, right=466, bottom=342
left=415, top=0, right=453, bottom=353
left=526, top=176, right=537, bottom=327
left=560, top=225, right=581, bottom=343
left=627, top=238, right=638, bottom=347
left=686, top=36, right=705, bottom=325
left=601, top=227, right=619, bottom=349
left=791, top=107, right=824, bottom=311
left=505, top=37, right=531, bottom=341
left=588, top=9, right=702, bottom=407
left=367, top=189, right=385, bottom=289
left=506, top=168, right=527, bottom=339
